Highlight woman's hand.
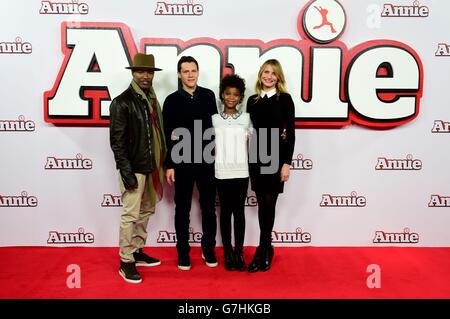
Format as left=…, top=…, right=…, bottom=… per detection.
left=280, top=163, right=291, bottom=182
left=166, top=169, right=175, bottom=186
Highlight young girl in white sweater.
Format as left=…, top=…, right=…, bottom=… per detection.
left=212, top=74, right=252, bottom=271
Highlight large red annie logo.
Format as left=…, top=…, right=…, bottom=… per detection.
left=44, top=0, right=424, bottom=128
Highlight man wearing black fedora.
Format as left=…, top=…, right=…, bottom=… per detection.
left=109, top=53, right=167, bottom=283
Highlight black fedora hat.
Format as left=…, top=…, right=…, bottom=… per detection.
left=126, top=53, right=162, bottom=71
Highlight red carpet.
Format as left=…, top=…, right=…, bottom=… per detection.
left=1, top=246, right=450, bottom=299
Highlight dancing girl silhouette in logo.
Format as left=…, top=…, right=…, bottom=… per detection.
left=313, top=6, right=336, bottom=33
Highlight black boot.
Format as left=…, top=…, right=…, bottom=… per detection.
left=224, top=249, right=235, bottom=271
left=248, top=246, right=262, bottom=273
left=259, top=246, right=272, bottom=272
left=234, top=248, right=246, bottom=272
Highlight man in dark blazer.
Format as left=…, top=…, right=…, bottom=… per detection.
left=163, top=56, right=218, bottom=271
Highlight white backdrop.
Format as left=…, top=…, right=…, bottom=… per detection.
left=1, top=0, right=449, bottom=247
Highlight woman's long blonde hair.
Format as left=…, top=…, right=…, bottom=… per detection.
left=254, top=59, right=288, bottom=102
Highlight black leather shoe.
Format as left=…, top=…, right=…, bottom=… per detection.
left=234, top=249, right=246, bottom=272
left=224, top=249, right=235, bottom=271
left=248, top=247, right=262, bottom=273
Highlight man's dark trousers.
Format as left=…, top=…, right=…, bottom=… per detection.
left=174, top=164, right=217, bottom=257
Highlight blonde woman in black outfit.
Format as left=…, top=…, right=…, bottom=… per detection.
left=246, top=59, right=295, bottom=272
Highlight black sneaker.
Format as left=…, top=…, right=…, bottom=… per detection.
left=178, top=255, right=191, bottom=270
left=133, top=248, right=161, bottom=267
left=119, top=261, right=142, bottom=284
left=202, top=251, right=218, bottom=267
